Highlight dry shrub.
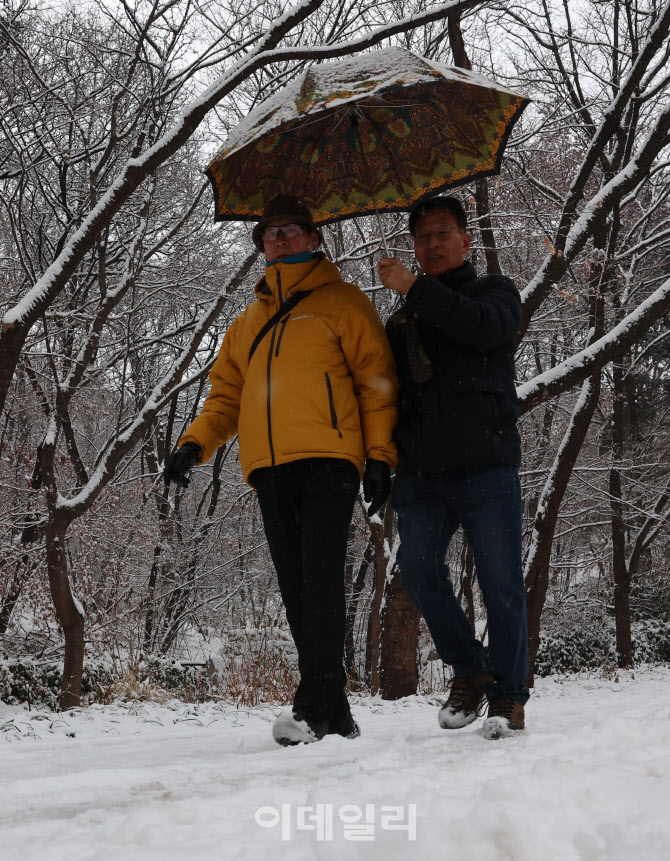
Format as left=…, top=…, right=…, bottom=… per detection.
left=219, top=649, right=298, bottom=707
left=97, top=669, right=175, bottom=705
left=213, top=621, right=300, bottom=706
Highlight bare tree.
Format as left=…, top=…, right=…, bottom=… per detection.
left=2, top=0, right=669, bottom=709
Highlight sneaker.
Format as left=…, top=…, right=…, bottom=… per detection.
left=438, top=670, right=494, bottom=729
left=272, top=709, right=328, bottom=746
left=482, top=696, right=525, bottom=740
left=328, top=692, right=360, bottom=739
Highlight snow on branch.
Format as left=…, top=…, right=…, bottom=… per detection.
left=520, top=101, right=670, bottom=318
left=559, top=0, right=670, bottom=224
left=55, top=251, right=258, bottom=518
left=2, top=0, right=480, bottom=333
left=1, top=0, right=324, bottom=331
left=519, top=2, right=670, bottom=323
left=518, top=275, right=670, bottom=411
left=565, top=107, right=670, bottom=258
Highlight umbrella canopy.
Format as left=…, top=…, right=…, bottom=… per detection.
left=206, top=47, right=529, bottom=226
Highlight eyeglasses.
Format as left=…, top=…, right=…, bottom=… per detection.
left=261, top=223, right=306, bottom=242
left=414, top=226, right=463, bottom=243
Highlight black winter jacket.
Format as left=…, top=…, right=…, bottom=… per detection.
left=385, top=261, right=522, bottom=475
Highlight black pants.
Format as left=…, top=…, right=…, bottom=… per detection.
left=253, top=458, right=360, bottom=720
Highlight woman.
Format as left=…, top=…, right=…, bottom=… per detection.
left=165, top=195, right=397, bottom=745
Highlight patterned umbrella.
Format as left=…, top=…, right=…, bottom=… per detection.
left=206, top=47, right=529, bottom=227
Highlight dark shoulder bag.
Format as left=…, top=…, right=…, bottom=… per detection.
left=248, top=290, right=311, bottom=363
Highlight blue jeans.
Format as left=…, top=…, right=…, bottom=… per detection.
left=392, top=464, right=529, bottom=705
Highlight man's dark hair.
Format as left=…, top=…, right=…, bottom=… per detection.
left=408, top=195, right=468, bottom=235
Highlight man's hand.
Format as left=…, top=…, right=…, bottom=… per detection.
left=164, top=441, right=201, bottom=487
left=363, top=459, right=392, bottom=518
left=377, top=257, right=417, bottom=295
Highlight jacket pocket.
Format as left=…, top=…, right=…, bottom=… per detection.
left=325, top=373, right=343, bottom=438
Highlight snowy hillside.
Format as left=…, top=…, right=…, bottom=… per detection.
left=2, top=668, right=669, bottom=861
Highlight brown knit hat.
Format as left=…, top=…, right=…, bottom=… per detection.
left=252, top=195, right=323, bottom=251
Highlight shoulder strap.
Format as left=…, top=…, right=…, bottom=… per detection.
left=248, top=290, right=311, bottom=364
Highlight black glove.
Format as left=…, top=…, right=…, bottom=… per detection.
left=363, top=459, right=391, bottom=518
left=163, top=441, right=201, bottom=487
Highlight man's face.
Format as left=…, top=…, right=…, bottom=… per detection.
left=413, top=209, right=471, bottom=276
left=262, top=216, right=318, bottom=261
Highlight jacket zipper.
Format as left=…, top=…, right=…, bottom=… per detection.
left=325, top=372, right=343, bottom=438
left=275, top=315, right=289, bottom=357
left=266, top=271, right=283, bottom=466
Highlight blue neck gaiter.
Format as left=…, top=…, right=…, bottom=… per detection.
left=265, top=251, right=316, bottom=267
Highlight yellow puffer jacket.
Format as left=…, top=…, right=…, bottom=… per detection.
left=179, top=253, right=398, bottom=484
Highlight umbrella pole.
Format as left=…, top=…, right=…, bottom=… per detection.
left=371, top=200, right=390, bottom=258
left=352, top=114, right=390, bottom=258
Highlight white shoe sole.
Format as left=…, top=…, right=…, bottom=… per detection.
left=272, top=709, right=320, bottom=746
left=482, top=716, right=523, bottom=740
left=438, top=706, right=479, bottom=729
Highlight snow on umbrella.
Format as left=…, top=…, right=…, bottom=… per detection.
left=206, top=46, right=529, bottom=242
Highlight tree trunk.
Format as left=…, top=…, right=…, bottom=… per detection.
left=379, top=563, right=421, bottom=699
left=40, top=431, right=84, bottom=708
left=524, top=234, right=608, bottom=684
left=345, top=536, right=374, bottom=680
left=0, top=450, right=46, bottom=633
left=365, top=503, right=394, bottom=694
left=45, top=514, right=85, bottom=709
left=459, top=539, right=476, bottom=630
left=524, top=372, right=602, bottom=685
left=474, top=179, right=502, bottom=276
left=448, top=8, right=501, bottom=276
left=610, top=359, right=633, bottom=667
left=0, top=324, right=26, bottom=421
left=143, top=489, right=175, bottom=653
left=0, top=567, right=32, bottom=635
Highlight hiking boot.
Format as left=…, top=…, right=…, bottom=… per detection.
left=482, top=696, right=525, bottom=740
left=438, top=670, right=494, bottom=729
left=272, top=709, right=329, bottom=746
left=328, top=691, right=360, bottom=739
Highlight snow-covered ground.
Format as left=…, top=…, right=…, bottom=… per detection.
left=2, top=668, right=670, bottom=861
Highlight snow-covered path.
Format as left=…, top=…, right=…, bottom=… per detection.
left=2, top=670, right=670, bottom=861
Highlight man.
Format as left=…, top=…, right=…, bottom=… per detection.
left=378, top=195, right=528, bottom=739
left=165, top=195, right=397, bottom=746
